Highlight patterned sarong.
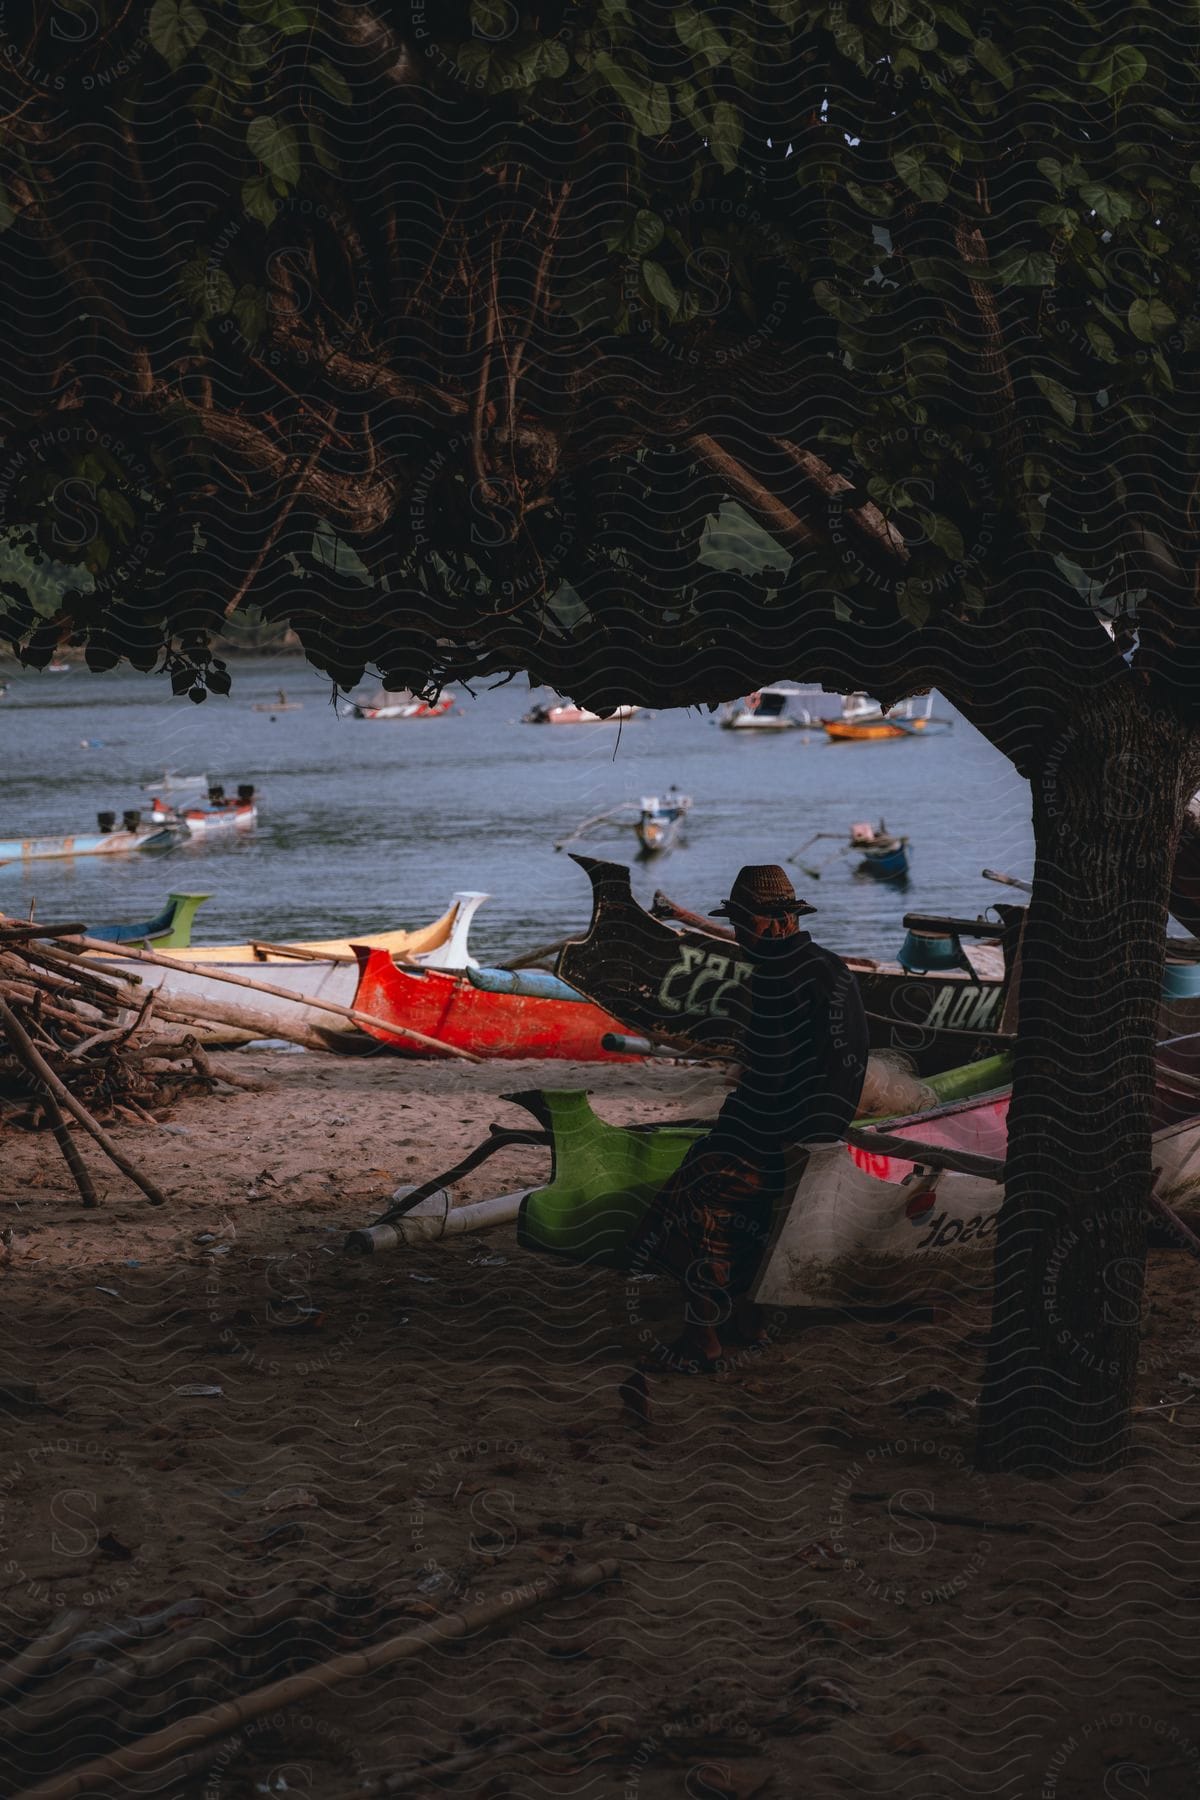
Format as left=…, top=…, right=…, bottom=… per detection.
left=626, top=1140, right=783, bottom=1321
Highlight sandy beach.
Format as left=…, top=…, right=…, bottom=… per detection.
left=1, top=1053, right=1197, bottom=1797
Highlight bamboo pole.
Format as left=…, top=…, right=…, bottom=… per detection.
left=70, top=938, right=482, bottom=1064
left=0, top=1609, right=89, bottom=1706
left=183, top=1038, right=270, bottom=1093
left=0, top=998, right=168, bottom=1207
left=12, top=1560, right=620, bottom=1800
left=39, top=1084, right=99, bottom=1208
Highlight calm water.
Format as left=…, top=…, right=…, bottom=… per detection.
left=0, top=660, right=1034, bottom=963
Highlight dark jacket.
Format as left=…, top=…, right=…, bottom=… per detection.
left=707, top=930, right=869, bottom=1154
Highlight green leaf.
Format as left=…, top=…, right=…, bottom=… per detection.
left=708, top=100, right=743, bottom=172
left=313, top=60, right=351, bottom=103
left=241, top=174, right=278, bottom=226
left=892, top=149, right=948, bottom=202
left=265, top=0, right=315, bottom=32
left=247, top=116, right=301, bottom=186
left=593, top=53, right=670, bottom=137
left=232, top=284, right=269, bottom=344
left=897, top=583, right=932, bottom=629
left=1032, top=370, right=1077, bottom=426
left=1085, top=320, right=1118, bottom=362
left=1079, top=44, right=1147, bottom=98
left=870, top=0, right=909, bottom=26
left=1077, top=182, right=1135, bottom=228
left=672, top=5, right=730, bottom=66
left=1036, top=156, right=1064, bottom=193
left=844, top=179, right=892, bottom=218
left=307, top=120, right=338, bottom=173
left=1128, top=296, right=1175, bottom=341
left=148, top=0, right=206, bottom=70
left=973, top=36, right=1013, bottom=84
left=613, top=208, right=664, bottom=257
left=920, top=513, right=965, bottom=560
left=995, top=248, right=1057, bottom=286
left=471, top=0, right=513, bottom=34
left=640, top=258, right=680, bottom=316
left=179, top=252, right=232, bottom=320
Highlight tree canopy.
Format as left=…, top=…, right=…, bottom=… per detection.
left=1, top=0, right=1197, bottom=731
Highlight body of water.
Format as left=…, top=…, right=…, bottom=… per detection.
left=0, top=661, right=1034, bottom=964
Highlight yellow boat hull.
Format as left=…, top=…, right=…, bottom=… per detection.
left=823, top=718, right=929, bottom=741
left=172, top=896, right=472, bottom=965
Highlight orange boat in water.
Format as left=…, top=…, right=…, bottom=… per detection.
left=823, top=693, right=953, bottom=741
left=351, top=948, right=641, bottom=1060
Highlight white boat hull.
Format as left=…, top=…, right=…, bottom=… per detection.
left=754, top=1110, right=1200, bottom=1310
left=93, top=955, right=358, bottom=1032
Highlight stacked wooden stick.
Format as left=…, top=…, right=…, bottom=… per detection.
left=0, top=916, right=266, bottom=1208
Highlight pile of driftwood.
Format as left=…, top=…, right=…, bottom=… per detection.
left=0, top=916, right=266, bottom=1209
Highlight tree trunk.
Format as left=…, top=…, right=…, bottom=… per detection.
left=977, top=690, right=1200, bottom=1474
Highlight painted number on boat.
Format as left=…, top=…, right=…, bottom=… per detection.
left=912, top=1210, right=997, bottom=1251
left=922, top=984, right=1002, bottom=1032
left=657, top=945, right=753, bottom=1019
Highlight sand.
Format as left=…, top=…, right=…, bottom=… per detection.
left=1, top=1051, right=1198, bottom=1799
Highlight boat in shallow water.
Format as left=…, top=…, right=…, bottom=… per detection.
left=523, top=699, right=640, bottom=725
left=0, top=810, right=186, bottom=865
left=346, top=689, right=454, bottom=720
left=634, top=792, right=692, bottom=856
left=850, top=820, right=910, bottom=880
left=823, top=692, right=953, bottom=741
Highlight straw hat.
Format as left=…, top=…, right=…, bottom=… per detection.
left=710, top=864, right=818, bottom=919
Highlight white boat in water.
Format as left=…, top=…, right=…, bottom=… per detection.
left=718, top=684, right=832, bottom=730
left=345, top=689, right=455, bottom=720
left=523, top=699, right=641, bottom=725
left=88, top=891, right=489, bottom=1035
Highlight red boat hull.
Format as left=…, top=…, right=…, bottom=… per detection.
left=351, top=949, right=641, bottom=1060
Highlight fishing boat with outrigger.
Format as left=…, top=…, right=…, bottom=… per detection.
left=850, top=820, right=909, bottom=879
left=350, top=934, right=643, bottom=1061
left=555, top=789, right=692, bottom=860
left=0, top=809, right=186, bottom=866
left=717, top=684, right=832, bottom=731
left=522, top=698, right=641, bottom=725
left=789, top=819, right=910, bottom=883
left=86, top=891, right=490, bottom=1037
left=345, top=688, right=455, bottom=720
left=358, top=1030, right=1200, bottom=1313
left=823, top=692, right=953, bottom=742
left=558, top=858, right=1200, bottom=1076
left=172, top=785, right=258, bottom=834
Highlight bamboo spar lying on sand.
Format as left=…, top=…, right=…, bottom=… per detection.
left=62, top=936, right=483, bottom=1064
left=12, top=1559, right=621, bottom=1800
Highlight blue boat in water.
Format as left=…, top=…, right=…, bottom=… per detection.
left=0, top=809, right=188, bottom=867
left=850, top=820, right=910, bottom=881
